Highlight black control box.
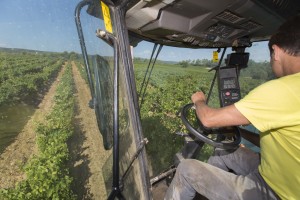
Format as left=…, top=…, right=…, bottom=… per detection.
left=217, top=66, right=241, bottom=107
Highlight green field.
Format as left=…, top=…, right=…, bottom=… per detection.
left=0, top=63, right=76, bottom=199
left=0, top=51, right=66, bottom=106
left=134, top=59, right=271, bottom=176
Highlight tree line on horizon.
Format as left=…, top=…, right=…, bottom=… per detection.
left=133, top=56, right=273, bottom=81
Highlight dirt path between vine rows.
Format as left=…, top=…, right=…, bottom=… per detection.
left=69, top=61, right=110, bottom=199
left=0, top=61, right=110, bottom=199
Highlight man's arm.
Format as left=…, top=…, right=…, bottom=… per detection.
left=192, top=91, right=250, bottom=128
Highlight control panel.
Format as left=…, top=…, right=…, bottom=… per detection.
left=217, top=66, right=241, bottom=107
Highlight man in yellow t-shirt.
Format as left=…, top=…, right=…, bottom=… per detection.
left=235, top=73, right=300, bottom=199
left=165, top=15, right=300, bottom=200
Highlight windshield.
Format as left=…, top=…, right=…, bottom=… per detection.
left=0, top=1, right=110, bottom=199
left=133, top=41, right=271, bottom=176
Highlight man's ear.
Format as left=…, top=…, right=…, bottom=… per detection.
left=272, top=44, right=282, bottom=61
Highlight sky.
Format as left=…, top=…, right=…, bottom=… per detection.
left=0, top=0, right=270, bottom=62
left=0, top=0, right=86, bottom=52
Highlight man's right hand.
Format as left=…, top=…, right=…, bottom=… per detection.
left=191, top=91, right=206, bottom=105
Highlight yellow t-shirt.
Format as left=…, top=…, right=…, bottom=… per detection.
left=235, top=72, right=300, bottom=200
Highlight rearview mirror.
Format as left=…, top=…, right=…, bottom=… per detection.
left=91, top=55, right=113, bottom=150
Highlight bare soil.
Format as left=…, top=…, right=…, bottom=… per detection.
left=69, top=61, right=110, bottom=199
left=0, top=62, right=110, bottom=199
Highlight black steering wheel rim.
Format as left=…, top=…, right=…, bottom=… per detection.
left=181, top=103, right=241, bottom=150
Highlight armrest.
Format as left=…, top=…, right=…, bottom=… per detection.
left=238, top=127, right=260, bottom=147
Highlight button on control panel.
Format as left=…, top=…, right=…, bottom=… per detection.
left=221, top=89, right=241, bottom=106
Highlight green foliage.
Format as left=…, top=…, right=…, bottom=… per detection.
left=176, top=58, right=216, bottom=68
left=134, top=60, right=270, bottom=176
left=240, top=59, right=273, bottom=81
left=135, top=63, right=217, bottom=175
left=0, top=51, right=65, bottom=106
left=74, top=59, right=88, bottom=83
left=239, top=60, right=272, bottom=95
left=0, top=64, right=76, bottom=200
left=178, top=60, right=189, bottom=68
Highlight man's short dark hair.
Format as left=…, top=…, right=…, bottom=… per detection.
left=268, top=15, right=300, bottom=56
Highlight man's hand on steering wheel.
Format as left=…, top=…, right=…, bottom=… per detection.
left=191, top=91, right=206, bottom=105
left=180, top=91, right=241, bottom=150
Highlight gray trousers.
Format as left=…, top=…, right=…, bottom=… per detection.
left=164, top=147, right=278, bottom=200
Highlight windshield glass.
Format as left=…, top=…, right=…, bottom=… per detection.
left=0, top=1, right=113, bottom=199
left=133, top=41, right=271, bottom=176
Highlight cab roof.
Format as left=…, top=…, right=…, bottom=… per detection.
left=125, top=0, right=300, bottom=48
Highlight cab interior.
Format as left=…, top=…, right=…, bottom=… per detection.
left=76, top=0, right=300, bottom=199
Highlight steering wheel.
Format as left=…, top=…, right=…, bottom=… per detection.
left=181, top=103, right=241, bottom=150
